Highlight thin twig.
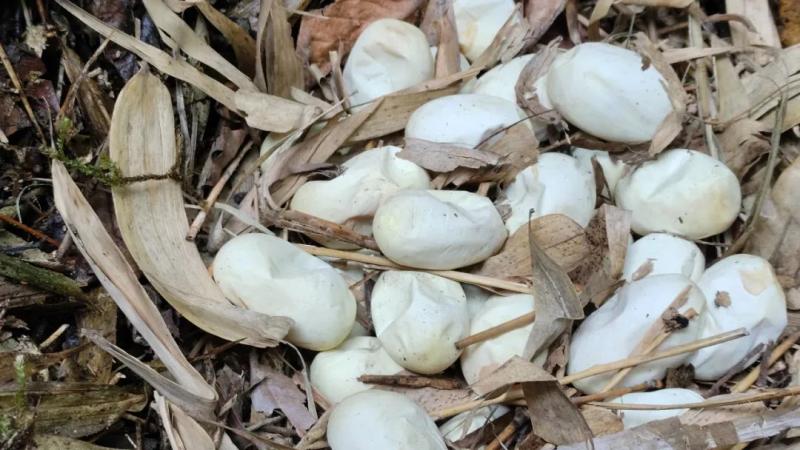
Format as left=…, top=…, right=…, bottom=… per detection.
left=265, top=210, right=379, bottom=250
left=572, top=380, right=663, bottom=405
left=0, top=213, right=61, bottom=247
left=0, top=42, right=46, bottom=142
left=297, top=244, right=530, bottom=293
left=358, top=374, right=464, bottom=390
left=455, top=312, right=536, bottom=349
left=186, top=142, right=253, bottom=241
left=589, top=385, right=800, bottom=410
left=732, top=331, right=800, bottom=393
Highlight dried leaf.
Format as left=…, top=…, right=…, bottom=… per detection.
left=32, top=435, right=124, bottom=450
left=0, top=382, right=146, bottom=439
left=471, top=356, right=553, bottom=395
left=142, top=0, right=256, bottom=91
left=780, top=0, right=800, bottom=46
left=516, top=39, right=563, bottom=126
left=51, top=161, right=218, bottom=418
left=582, top=405, right=624, bottom=436
left=727, top=0, right=781, bottom=49
left=75, top=291, right=117, bottom=383
left=61, top=46, right=111, bottom=135
left=523, top=0, right=566, bottom=44
left=434, top=7, right=460, bottom=78
left=296, top=0, right=424, bottom=75
left=235, top=90, right=320, bottom=132
left=715, top=47, right=749, bottom=124
left=264, top=0, right=304, bottom=97
left=154, top=393, right=216, bottom=450
left=737, top=46, right=800, bottom=123
left=469, top=6, right=531, bottom=69
left=718, top=119, right=770, bottom=178
left=251, top=363, right=316, bottom=434
left=108, top=68, right=291, bottom=347
left=55, top=0, right=239, bottom=111
left=379, top=386, right=473, bottom=415
left=605, top=206, right=631, bottom=279
left=477, top=214, right=590, bottom=280
left=194, top=1, right=257, bottom=77
left=398, top=138, right=500, bottom=172
left=523, top=217, right=584, bottom=362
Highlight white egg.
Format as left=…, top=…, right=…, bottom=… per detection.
left=463, top=284, right=492, bottom=319
left=212, top=233, right=355, bottom=351
left=568, top=274, right=707, bottom=394
left=609, top=388, right=704, bottom=428
left=344, top=19, right=434, bottom=106
left=327, top=390, right=447, bottom=450
left=688, top=254, right=787, bottom=380
left=622, top=233, right=705, bottom=282
left=461, top=294, right=544, bottom=385
left=430, top=46, right=471, bottom=71
left=453, top=0, right=516, bottom=61
left=463, top=54, right=533, bottom=103
left=373, top=189, right=507, bottom=270
left=438, top=405, right=510, bottom=446
left=309, top=336, right=404, bottom=404
left=290, top=146, right=430, bottom=246
left=405, top=93, right=528, bottom=148
left=502, top=152, right=596, bottom=233
left=615, top=149, right=742, bottom=239
left=371, top=271, right=470, bottom=374
left=572, top=147, right=628, bottom=194
left=546, top=42, right=673, bottom=143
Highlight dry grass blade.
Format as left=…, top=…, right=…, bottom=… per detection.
left=194, top=0, right=256, bottom=77
left=55, top=0, right=239, bottom=111
left=591, top=386, right=800, bottom=410
left=109, top=68, right=291, bottom=347
left=51, top=161, right=216, bottom=418
left=522, top=216, right=583, bottom=362
left=142, top=0, right=257, bottom=91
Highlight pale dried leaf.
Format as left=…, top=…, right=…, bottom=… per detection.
left=142, top=0, right=256, bottom=91
left=471, top=356, right=553, bottom=395
left=379, top=386, right=473, bottom=415
left=516, top=39, right=563, bottom=125
left=55, top=0, right=239, bottom=111
left=235, top=90, right=320, bottom=132
left=715, top=46, right=749, bottom=124
left=109, top=68, right=291, bottom=347
left=662, top=46, right=735, bottom=64
left=523, top=218, right=584, bottom=362
left=296, top=0, right=424, bottom=75
left=739, top=46, right=800, bottom=122
left=727, top=0, right=781, bottom=48
left=194, top=1, right=257, bottom=77
left=251, top=364, right=315, bottom=434
left=719, top=119, right=770, bottom=178
left=51, top=161, right=217, bottom=418
left=477, top=214, right=590, bottom=280
left=582, top=405, right=624, bottom=436
left=265, top=0, right=304, bottom=97
left=434, top=6, right=460, bottom=78
left=399, top=138, right=500, bottom=172
left=605, top=206, right=631, bottom=279
left=469, top=6, right=531, bottom=69
left=155, top=393, right=216, bottom=450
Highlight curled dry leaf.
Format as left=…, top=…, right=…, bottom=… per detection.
left=108, top=68, right=291, bottom=347
left=398, top=138, right=500, bottom=172
left=523, top=0, right=566, bottom=45
left=477, top=213, right=590, bottom=281
left=51, top=161, right=217, bottom=419
left=296, top=0, right=425, bottom=75
left=142, top=0, right=257, bottom=91
left=516, top=39, right=563, bottom=125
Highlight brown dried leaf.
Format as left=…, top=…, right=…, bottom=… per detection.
left=477, top=214, right=590, bottom=280
left=780, top=0, right=800, bottom=46
left=264, top=0, right=304, bottom=98
left=523, top=218, right=584, bottom=362
left=109, top=68, right=291, bottom=347
left=194, top=1, right=256, bottom=77
left=434, top=7, right=460, bottom=78
left=296, top=0, right=425, bottom=75
left=605, top=206, right=631, bottom=279
left=251, top=363, right=316, bottom=434
left=469, top=6, right=531, bottom=69
left=61, top=46, right=112, bottom=136
left=235, top=90, right=320, bottom=132
left=398, top=138, right=500, bottom=172
left=523, top=0, right=566, bottom=44
left=516, top=39, right=563, bottom=126
left=379, top=386, right=473, bottom=415
left=142, top=0, right=257, bottom=91
left=471, top=356, right=553, bottom=395
left=727, top=0, right=781, bottom=49
left=581, top=405, right=624, bottom=436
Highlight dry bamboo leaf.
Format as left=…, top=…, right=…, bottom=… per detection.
left=727, top=0, right=781, bottom=49
left=296, top=0, right=424, bottom=75
left=633, top=33, right=687, bottom=156
left=154, top=393, right=215, bottom=450
left=582, top=405, right=624, bottom=436
left=760, top=91, right=800, bottom=132
left=420, top=0, right=450, bottom=43
left=662, top=46, right=735, bottom=64
left=379, top=386, right=473, bottom=415
left=264, top=101, right=382, bottom=207
left=61, top=46, right=111, bottom=135
left=719, top=119, right=770, bottom=178
left=194, top=1, right=257, bottom=77
left=348, top=84, right=462, bottom=143
left=737, top=46, right=800, bottom=122
left=523, top=0, right=566, bottom=45
left=470, top=356, right=553, bottom=395
left=399, top=138, right=500, bottom=172
left=55, top=0, right=239, bottom=111
left=522, top=379, right=594, bottom=445
left=588, top=0, right=691, bottom=38
left=32, top=435, right=124, bottom=450
left=715, top=47, right=750, bottom=124
left=264, top=0, right=304, bottom=97
left=605, top=205, right=631, bottom=279
left=434, top=7, right=460, bottom=78
left=51, top=161, right=217, bottom=418
left=477, top=214, right=590, bottom=280
left=142, top=0, right=256, bottom=91
left=522, top=218, right=584, bottom=362
left=235, top=90, right=320, bottom=132
left=251, top=362, right=316, bottom=434
left=0, top=382, right=146, bottom=439
left=108, top=68, right=291, bottom=347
